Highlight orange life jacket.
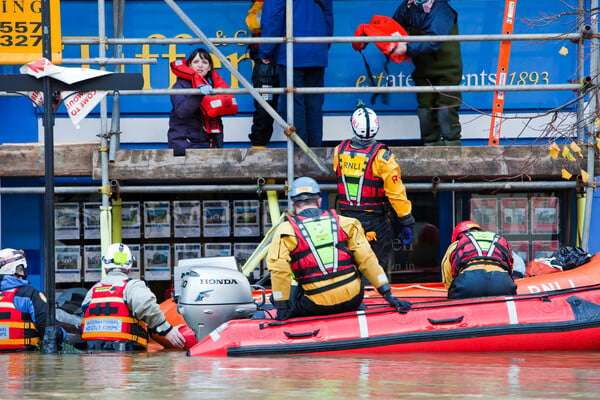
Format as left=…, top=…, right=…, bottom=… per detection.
left=81, top=280, right=148, bottom=348
left=0, top=288, right=40, bottom=351
left=336, top=139, right=388, bottom=212
left=352, top=15, right=410, bottom=64
left=450, top=231, right=513, bottom=278
left=287, top=210, right=358, bottom=295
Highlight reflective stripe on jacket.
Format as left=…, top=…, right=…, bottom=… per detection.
left=0, top=288, right=40, bottom=350
left=81, top=280, right=148, bottom=347
left=450, top=231, right=514, bottom=278
left=287, top=209, right=358, bottom=298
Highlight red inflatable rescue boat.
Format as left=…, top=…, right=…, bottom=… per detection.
left=188, top=283, right=600, bottom=357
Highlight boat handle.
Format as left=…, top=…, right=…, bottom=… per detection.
left=284, top=329, right=320, bottom=339
left=427, top=316, right=464, bottom=325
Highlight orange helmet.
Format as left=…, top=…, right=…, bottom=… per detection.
left=451, top=220, right=481, bottom=243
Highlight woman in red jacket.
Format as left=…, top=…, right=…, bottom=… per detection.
left=167, top=48, right=237, bottom=155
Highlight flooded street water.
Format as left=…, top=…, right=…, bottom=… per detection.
left=2, top=350, right=600, bottom=399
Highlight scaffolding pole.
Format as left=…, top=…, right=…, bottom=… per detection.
left=582, top=1, right=598, bottom=251
left=0, top=181, right=579, bottom=196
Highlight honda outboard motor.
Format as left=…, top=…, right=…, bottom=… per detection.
left=177, top=266, right=257, bottom=341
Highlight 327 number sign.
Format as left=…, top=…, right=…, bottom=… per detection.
left=0, top=0, right=62, bottom=65
left=0, top=21, right=43, bottom=47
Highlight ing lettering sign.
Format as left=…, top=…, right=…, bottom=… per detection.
left=0, top=0, right=62, bottom=65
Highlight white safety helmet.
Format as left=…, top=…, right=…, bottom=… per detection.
left=350, top=104, right=379, bottom=141
left=0, top=248, right=27, bottom=276
left=102, top=243, right=133, bottom=273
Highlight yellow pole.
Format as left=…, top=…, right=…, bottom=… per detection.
left=99, top=205, right=112, bottom=278
left=577, top=193, right=585, bottom=247
left=242, top=213, right=285, bottom=277
left=112, top=197, right=122, bottom=243
left=266, top=178, right=282, bottom=226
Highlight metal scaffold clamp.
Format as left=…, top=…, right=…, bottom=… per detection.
left=99, top=185, right=112, bottom=196
left=256, top=177, right=266, bottom=196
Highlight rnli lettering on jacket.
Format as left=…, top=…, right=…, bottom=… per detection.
left=0, top=288, right=40, bottom=350
left=336, top=139, right=387, bottom=211
left=450, top=231, right=514, bottom=278
left=287, top=209, right=358, bottom=295
left=81, top=280, right=148, bottom=347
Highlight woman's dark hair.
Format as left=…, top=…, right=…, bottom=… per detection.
left=186, top=48, right=214, bottom=72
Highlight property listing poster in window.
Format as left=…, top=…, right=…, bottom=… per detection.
left=203, top=200, right=231, bottom=237
left=234, top=243, right=259, bottom=279
left=531, top=197, right=559, bottom=234
left=470, top=198, right=498, bottom=232
left=144, top=243, right=171, bottom=281
left=55, top=203, right=80, bottom=240
left=55, top=245, right=81, bottom=283
left=233, top=200, right=260, bottom=237
left=508, top=241, right=530, bottom=265
left=204, top=243, right=232, bottom=258
left=500, top=197, right=529, bottom=234
left=83, top=202, right=101, bottom=240
left=174, top=243, right=202, bottom=266
left=121, top=202, right=141, bottom=239
left=532, top=241, right=559, bottom=260
left=128, top=244, right=141, bottom=280
left=83, top=245, right=102, bottom=282
left=144, top=201, right=171, bottom=238
left=174, top=200, right=201, bottom=238
left=262, top=199, right=288, bottom=234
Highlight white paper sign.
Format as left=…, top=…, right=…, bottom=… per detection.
left=19, top=58, right=111, bottom=128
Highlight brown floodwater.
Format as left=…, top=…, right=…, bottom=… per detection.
left=1, top=350, right=600, bottom=399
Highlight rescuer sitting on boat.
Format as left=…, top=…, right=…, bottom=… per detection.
left=81, top=243, right=186, bottom=351
left=0, top=248, right=55, bottom=352
left=441, top=221, right=517, bottom=299
left=266, top=176, right=411, bottom=321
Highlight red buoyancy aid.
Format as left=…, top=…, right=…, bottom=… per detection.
left=352, top=15, right=410, bottom=64
left=169, top=60, right=238, bottom=118
left=81, top=280, right=148, bottom=348
left=287, top=210, right=358, bottom=293
left=449, top=231, right=514, bottom=278
left=0, top=288, right=40, bottom=350
left=336, top=139, right=388, bottom=211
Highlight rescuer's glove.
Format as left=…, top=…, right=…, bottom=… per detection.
left=398, top=226, right=413, bottom=246
left=378, top=283, right=412, bottom=314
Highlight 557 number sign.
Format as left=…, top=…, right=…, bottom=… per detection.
left=0, top=0, right=62, bottom=65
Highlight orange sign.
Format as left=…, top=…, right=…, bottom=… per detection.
left=0, top=0, right=62, bottom=65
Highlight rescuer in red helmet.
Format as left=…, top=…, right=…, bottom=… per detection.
left=441, top=221, right=516, bottom=299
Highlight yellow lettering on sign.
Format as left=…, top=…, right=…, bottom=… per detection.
left=0, top=0, right=62, bottom=64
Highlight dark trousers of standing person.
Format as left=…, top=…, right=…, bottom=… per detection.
left=248, top=59, right=279, bottom=147
left=249, top=95, right=279, bottom=147
left=341, top=209, right=394, bottom=269
left=278, top=66, right=325, bottom=147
